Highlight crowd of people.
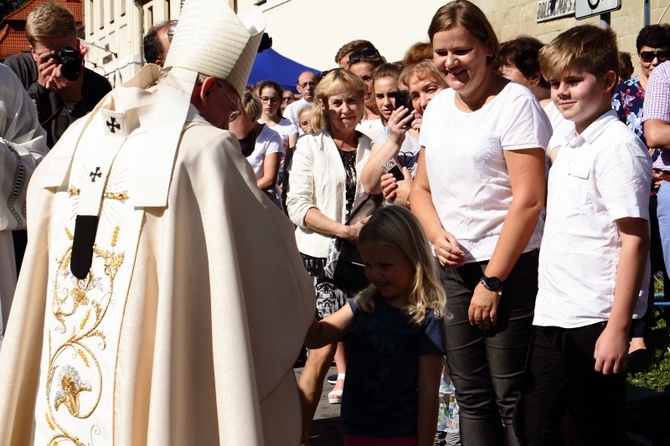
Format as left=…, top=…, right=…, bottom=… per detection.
left=0, top=0, right=668, bottom=445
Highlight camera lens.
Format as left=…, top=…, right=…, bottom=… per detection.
left=54, top=46, right=83, bottom=81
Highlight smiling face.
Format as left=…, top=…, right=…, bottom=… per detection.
left=321, top=84, right=364, bottom=136
left=432, top=25, right=491, bottom=98
left=638, top=45, right=670, bottom=79
left=408, top=72, right=446, bottom=116
left=549, top=65, right=615, bottom=134
left=359, top=243, right=414, bottom=306
left=374, top=76, right=398, bottom=122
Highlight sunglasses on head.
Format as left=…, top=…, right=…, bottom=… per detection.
left=640, top=49, right=670, bottom=63
left=348, top=48, right=382, bottom=65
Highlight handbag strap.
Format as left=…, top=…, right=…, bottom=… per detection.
left=345, top=194, right=372, bottom=225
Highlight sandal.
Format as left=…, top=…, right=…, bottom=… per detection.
left=327, top=373, right=345, bottom=404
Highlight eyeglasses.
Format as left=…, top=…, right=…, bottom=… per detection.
left=299, top=81, right=316, bottom=89
left=640, top=49, right=670, bottom=63
left=348, top=48, right=382, bottom=65
left=215, top=80, right=242, bottom=122
left=282, top=97, right=293, bottom=102
left=260, top=96, right=281, bottom=104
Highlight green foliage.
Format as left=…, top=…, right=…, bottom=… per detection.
left=627, top=309, right=670, bottom=392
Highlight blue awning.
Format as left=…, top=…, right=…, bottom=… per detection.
left=248, top=48, right=320, bottom=93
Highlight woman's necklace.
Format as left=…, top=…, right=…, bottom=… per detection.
left=456, top=92, right=489, bottom=113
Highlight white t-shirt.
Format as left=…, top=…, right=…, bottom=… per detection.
left=535, top=111, right=651, bottom=328
left=284, top=98, right=312, bottom=135
left=420, top=83, right=552, bottom=262
left=356, top=118, right=384, bottom=141
left=263, top=118, right=298, bottom=152
left=246, top=124, right=285, bottom=181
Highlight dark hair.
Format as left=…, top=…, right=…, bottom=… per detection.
left=257, top=80, right=284, bottom=97
left=144, top=20, right=177, bottom=64
left=373, top=63, right=402, bottom=84
left=618, top=51, right=634, bottom=81
left=636, top=24, right=670, bottom=54
left=496, top=36, right=549, bottom=89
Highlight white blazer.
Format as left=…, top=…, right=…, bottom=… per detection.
left=287, top=130, right=376, bottom=258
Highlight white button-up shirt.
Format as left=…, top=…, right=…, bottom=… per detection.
left=535, top=111, right=651, bottom=328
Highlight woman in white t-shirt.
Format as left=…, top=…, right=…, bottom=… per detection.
left=242, top=90, right=285, bottom=209
left=257, top=80, right=299, bottom=153
left=409, top=2, right=551, bottom=445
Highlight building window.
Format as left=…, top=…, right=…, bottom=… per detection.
left=99, top=0, right=105, bottom=29
left=121, top=0, right=126, bottom=16
left=88, top=0, right=94, bottom=34
left=110, top=0, right=115, bottom=23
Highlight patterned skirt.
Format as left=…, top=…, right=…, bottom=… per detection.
left=301, top=253, right=353, bottom=319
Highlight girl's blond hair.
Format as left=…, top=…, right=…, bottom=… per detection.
left=355, top=206, right=447, bottom=324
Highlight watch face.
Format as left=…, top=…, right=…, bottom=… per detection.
left=483, top=276, right=502, bottom=291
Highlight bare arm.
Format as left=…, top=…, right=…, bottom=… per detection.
left=416, top=354, right=444, bottom=446
left=360, top=107, right=412, bottom=194
left=469, top=148, right=546, bottom=329
left=304, top=304, right=354, bottom=349
left=304, top=208, right=367, bottom=243
left=644, top=119, right=670, bottom=149
left=256, top=152, right=282, bottom=190
left=409, top=149, right=467, bottom=267
left=594, top=217, right=649, bottom=375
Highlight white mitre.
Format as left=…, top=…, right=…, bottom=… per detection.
left=164, top=0, right=265, bottom=98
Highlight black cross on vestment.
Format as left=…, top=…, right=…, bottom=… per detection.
left=90, top=167, right=102, bottom=182
left=106, top=117, right=120, bottom=133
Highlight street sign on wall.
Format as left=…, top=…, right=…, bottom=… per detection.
left=537, top=0, right=576, bottom=23
left=575, top=0, right=622, bottom=19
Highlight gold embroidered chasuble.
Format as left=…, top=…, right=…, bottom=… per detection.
left=0, top=67, right=315, bottom=445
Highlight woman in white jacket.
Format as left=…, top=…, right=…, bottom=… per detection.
left=287, top=68, right=376, bottom=445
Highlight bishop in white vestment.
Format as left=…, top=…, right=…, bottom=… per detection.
left=0, top=2, right=314, bottom=445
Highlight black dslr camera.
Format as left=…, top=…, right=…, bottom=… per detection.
left=53, top=46, right=83, bottom=81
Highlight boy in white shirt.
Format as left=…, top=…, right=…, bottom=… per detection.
left=516, top=25, right=651, bottom=446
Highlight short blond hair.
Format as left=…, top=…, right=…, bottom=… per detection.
left=311, top=69, right=366, bottom=134
left=539, top=25, right=618, bottom=84
left=26, top=2, right=77, bottom=45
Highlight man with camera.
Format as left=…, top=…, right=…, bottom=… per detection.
left=4, top=2, right=111, bottom=148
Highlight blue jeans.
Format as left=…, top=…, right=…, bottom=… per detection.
left=657, top=181, right=670, bottom=279
left=437, top=251, right=538, bottom=446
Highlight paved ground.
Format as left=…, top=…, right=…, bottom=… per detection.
left=294, top=366, right=343, bottom=445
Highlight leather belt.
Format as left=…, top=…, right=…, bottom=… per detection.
left=663, top=173, right=670, bottom=182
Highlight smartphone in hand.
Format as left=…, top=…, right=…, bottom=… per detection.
left=393, top=90, right=414, bottom=127
left=382, top=158, right=404, bottom=181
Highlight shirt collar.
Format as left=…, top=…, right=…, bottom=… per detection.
left=566, top=110, right=618, bottom=149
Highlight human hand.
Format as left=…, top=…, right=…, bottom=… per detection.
left=382, top=167, right=414, bottom=206
left=342, top=218, right=366, bottom=242
left=652, top=170, right=663, bottom=191
left=35, top=49, right=84, bottom=102
left=594, top=325, right=629, bottom=375
left=381, top=172, right=398, bottom=201
left=387, top=107, right=412, bottom=139
left=468, top=283, right=501, bottom=329
left=433, top=230, right=466, bottom=267
left=410, top=112, right=422, bottom=132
